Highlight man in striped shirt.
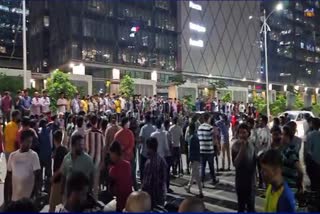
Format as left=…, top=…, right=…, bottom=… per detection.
left=197, top=113, right=219, bottom=186
left=85, top=114, right=105, bottom=199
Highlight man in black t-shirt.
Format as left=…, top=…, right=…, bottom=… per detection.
left=49, top=130, right=68, bottom=212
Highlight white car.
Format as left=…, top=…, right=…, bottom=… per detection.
left=279, top=110, right=314, bottom=138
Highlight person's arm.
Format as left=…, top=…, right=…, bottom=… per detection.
left=7, top=154, right=13, bottom=201
left=295, top=161, right=304, bottom=192
left=33, top=170, right=41, bottom=198
left=232, top=143, right=247, bottom=168
left=139, top=127, right=145, bottom=145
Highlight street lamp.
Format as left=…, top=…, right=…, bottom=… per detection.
left=250, top=2, right=283, bottom=120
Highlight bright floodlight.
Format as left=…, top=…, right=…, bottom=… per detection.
left=276, top=3, right=283, bottom=11
left=249, top=16, right=253, bottom=20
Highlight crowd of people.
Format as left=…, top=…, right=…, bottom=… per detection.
left=0, top=89, right=319, bottom=212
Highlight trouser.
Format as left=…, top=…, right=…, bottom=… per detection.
left=221, top=143, right=231, bottom=169
left=4, top=152, right=11, bottom=205
left=131, top=159, right=138, bottom=191
left=172, top=147, right=181, bottom=174
left=200, top=153, right=216, bottom=182
left=184, top=142, right=190, bottom=173
left=49, top=181, right=62, bottom=212
left=236, top=184, right=255, bottom=212
left=93, top=169, right=100, bottom=199
left=187, top=161, right=202, bottom=194
left=140, top=155, right=147, bottom=182
left=257, top=157, right=263, bottom=187
left=2, top=111, right=10, bottom=127
left=165, top=156, right=173, bottom=190
left=40, top=158, right=52, bottom=193
left=306, top=155, right=320, bottom=192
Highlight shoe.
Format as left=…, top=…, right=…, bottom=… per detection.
left=198, top=193, right=204, bottom=199
left=168, top=188, right=174, bottom=193
left=211, top=179, right=219, bottom=185
left=184, top=187, right=191, bottom=193
left=219, top=168, right=225, bottom=171
left=226, top=168, right=231, bottom=171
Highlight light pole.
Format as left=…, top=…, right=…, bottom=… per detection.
left=250, top=2, right=283, bottom=120
left=22, top=0, right=28, bottom=89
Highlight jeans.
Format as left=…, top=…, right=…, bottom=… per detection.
left=306, top=155, right=320, bottom=192
left=200, top=153, right=216, bottom=182
left=172, top=147, right=181, bottom=174
left=131, top=158, right=138, bottom=191
left=187, top=161, right=202, bottom=194
left=236, top=182, right=255, bottom=212
left=140, top=155, right=147, bottom=182
left=165, top=156, right=173, bottom=189
left=40, top=158, right=52, bottom=193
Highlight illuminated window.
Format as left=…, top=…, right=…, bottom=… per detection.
left=189, top=22, right=206, bottom=33
left=189, top=1, right=202, bottom=11
left=189, top=38, right=204, bottom=47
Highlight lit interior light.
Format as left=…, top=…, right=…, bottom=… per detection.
left=256, top=79, right=261, bottom=83
left=242, top=77, right=247, bottom=81
left=129, top=33, right=135, bottom=38
left=189, top=38, right=204, bottom=47
left=284, top=85, right=288, bottom=92
left=189, top=1, right=202, bottom=11
left=151, top=70, right=157, bottom=81
left=189, top=22, right=206, bottom=33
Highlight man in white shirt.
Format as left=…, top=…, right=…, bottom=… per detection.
left=7, top=129, right=41, bottom=202
left=40, top=90, right=50, bottom=114
left=239, top=102, right=246, bottom=114
left=71, top=93, right=80, bottom=114
left=57, top=92, right=68, bottom=114
left=169, top=117, right=183, bottom=175
left=119, top=95, right=126, bottom=112
left=31, top=91, right=41, bottom=117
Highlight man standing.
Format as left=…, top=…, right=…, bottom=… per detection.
left=139, top=114, right=155, bottom=181
left=40, top=90, right=50, bottom=115
left=31, top=91, right=41, bottom=117
left=1, top=91, right=12, bottom=126
left=21, top=89, right=31, bottom=116
left=71, top=93, right=80, bottom=114
left=169, top=117, right=183, bottom=175
left=104, top=114, right=120, bottom=152
left=197, top=113, right=219, bottom=186
left=84, top=115, right=105, bottom=199
left=57, top=92, right=67, bottom=114
left=7, top=129, right=41, bottom=202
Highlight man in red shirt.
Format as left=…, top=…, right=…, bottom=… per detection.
left=114, top=117, right=134, bottom=162
left=1, top=91, right=12, bottom=126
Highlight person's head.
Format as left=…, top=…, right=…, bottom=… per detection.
left=281, top=125, right=294, bottom=145
left=11, top=110, right=21, bottom=123
left=125, top=191, right=151, bottom=212
left=53, top=130, right=63, bottom=145
left=121, top=117, right=130, bottom=129
left=71, top=134, right=85, bottom=156
left=76, top=116, right=84, bottom=128
left=237, top=123, right=250, bottom=141
left=39, top=119, right=47, bottom=129
left=23, top=89, right=28, bottom=96
left=42, top=89, right=47, bottom=97
left=312, top=117, right=320, bottom=130
left=273, top=117, right=280, bottom=126
left=164, top=119, right=170, bottom=130
left=20, top=129, right=34, bottom=152
left=189, top=122, right=196, bottom=136
left=173, top=117, right=178, bottom=125
left=146, top=137, right=158, bottom=156
left=34, top=91, right=39, bottom=98
left=145, top=113, right=151, bottom=124
left=247, top=118, right=255, bottom=130
left=271, top=126, right=282, bottom=145
left=260, top=115, right=268, bottom=127
left=101, top=118, right=108, bottom=131
left=60, top=92, right=65, bottom=98
left=4, top=198, right=37, bottom=212
left=260, top=149, right=283, bottom=185
left=109, top=141, right=122, bottom=163
left=89, top=114, right=98, bottom=127
left=110, top=114, right=117, bottom=124
left=21, top=116, right=30, bottom=128
left=203, top=113, right=210, bottom=123
left=17, top=90, right=22, bottom=96
left=155, top=119, right=163, bottom=130
left=75, top=93, right=80, bottom=99
left=66, top=172, right=90, bottom=212
left=178, top=197, right=205, bottom=212
left=279, top=116, right=286, bottom=126
left=286, top=121, right=297, bottom=134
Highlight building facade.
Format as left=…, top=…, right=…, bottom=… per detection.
left=178, top=1, right=261, bottom=101
left=262, top=0, right=320, bottom=88
left=0, top=0, right=28, bottom=69
left=29, top=0, right=178, bottom=96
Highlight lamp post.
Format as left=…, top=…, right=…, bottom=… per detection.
left=250, top=2, right=283, bottom=120
left=22, top=0, right=28, bottom=89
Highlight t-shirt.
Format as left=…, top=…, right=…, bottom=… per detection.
left=169, top=125, right=183, bottom=148
left=282, top=145, right=299, bottom=188
left=61, top=152, right=94, bottom=181
left=4, top=121, right=19, bottom=153
left=57, top=98, right=67, bottom=113
left=151, top=129, right=171, bottom=158
left=264, top=182, right=295, bottom=212
left=197, top=123, right=214, bottom=154
left=306, top=130, right=320, bottom=165
left=53, top=145, right=68, bottom=173
left=114, top=128, right=135, bottom=161
left=139, top=123, right=156, bottom=158
left=114, top=100, right=121, bottom=113
left=7, top=149, right=41, bottom=201
left=109, top=160, right=132, bottom=211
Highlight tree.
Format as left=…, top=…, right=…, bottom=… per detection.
left=183, top=95, right=195, bottom=112
left=119, top=74, right=134, bottom=99
left=209, top=80, right=227, bottom=91
left=270, top=94, right=287, bottom=116
left=0, top=73, right=23, bottom=94
left=221, top=92, right=232, bottom=103
left=46, top=70, right=77, bottom=112
left=293, top=93, right=304, bottom=110
left=253, top=95, right=267, bottom=115
left=169, top=74, right=186, bottom=86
